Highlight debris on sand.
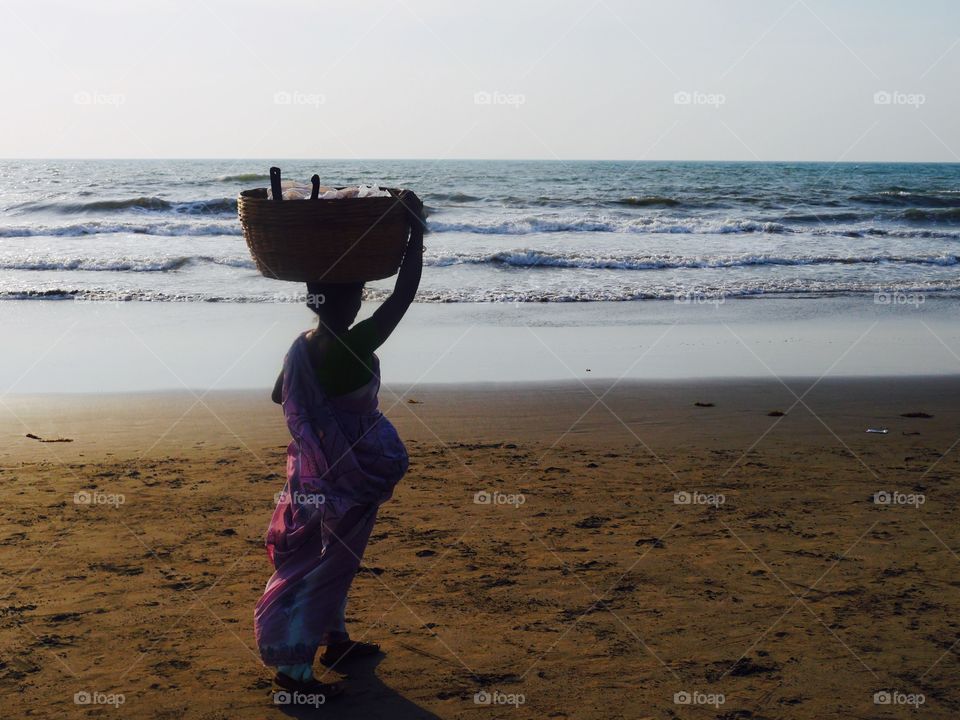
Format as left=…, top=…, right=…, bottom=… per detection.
left=25, top=433, right=74, bottom=443
left=575, top=515, right=609, bottom=529
left=635, top=537, right=665, bottom=548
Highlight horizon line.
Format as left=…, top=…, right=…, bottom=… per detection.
left=3, top=157, right=960, bottom=165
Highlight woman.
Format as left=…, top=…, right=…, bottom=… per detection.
left=255, top=191, right=425, bottom=698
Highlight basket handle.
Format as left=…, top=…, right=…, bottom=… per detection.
left=270, top=166, right=282, bottom=202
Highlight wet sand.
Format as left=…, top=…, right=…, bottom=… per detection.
left=1, top=377, right=959, bottom=718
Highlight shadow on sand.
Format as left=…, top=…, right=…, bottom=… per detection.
left=272, top=654, right=441, bottom=719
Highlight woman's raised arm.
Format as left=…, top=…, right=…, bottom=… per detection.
left=370, top=190, right=425, bottom=344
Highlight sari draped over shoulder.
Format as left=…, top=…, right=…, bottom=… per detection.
left=254, top=332, right=407, bottom=666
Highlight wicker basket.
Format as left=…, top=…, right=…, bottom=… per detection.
left=237, top=187, right=410, bottom=283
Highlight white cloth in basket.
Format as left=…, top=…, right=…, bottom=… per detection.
left=268, top=182, right=392, bottom=201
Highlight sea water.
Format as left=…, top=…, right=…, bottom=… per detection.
left=1, top=159, right=959, bottom=306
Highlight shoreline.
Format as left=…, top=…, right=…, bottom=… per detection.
left=0, top=297, right=958, bottom=393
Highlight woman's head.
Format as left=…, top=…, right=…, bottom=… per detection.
left=306, top=281, right=364, bottom=333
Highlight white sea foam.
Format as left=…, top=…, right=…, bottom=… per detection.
left=0, top=255, right=253, bottom=272
left=5, top=281, right=959, bottom=304
left=424, top=250, right=960, bottom=270
left=427, top=216, right=791, bottom=235
left=2, top=250, right=956, bottom=274
left=0, top=221, right=243, bottom=238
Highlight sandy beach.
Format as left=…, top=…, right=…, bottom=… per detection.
left=2, top=377, right=958, bottom=718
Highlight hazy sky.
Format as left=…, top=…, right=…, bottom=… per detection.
left=1, top=0, right=958, bottom=161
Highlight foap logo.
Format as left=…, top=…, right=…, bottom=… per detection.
left=674, top=291, right=726, bottom=307
left=473, top=689, right=525, bottom=707
left=273, top=690, right=326, bottom=708
left=673, top=90, right=726, bottom=108
left=873, top=90, right=925, bottom=108
left=873, top=490, right=925, bottom=508
left=271, top=290, right=326, bottom=306
left=73, top=90, right=126, bottom=107
left=873, top=690, right=925, bottom=708
left=74, top=490, right=125, bottom=508
left=474, top=90, right=526, bottom=108
left=473, top=490, right=526, bottom=509
left=674, top=690, right=725, bottom=709
left=674, top=490, right=725, bottom=508
left=273, top=90, right=326, bottom=108
left=275, top=489, right=325, bottom=508
left=74, top=691, right=125, bottom=708
left=874, top=290, right=925, bottom=307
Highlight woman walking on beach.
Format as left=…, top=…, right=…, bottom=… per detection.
left=254, top=192, right=425, bottom=698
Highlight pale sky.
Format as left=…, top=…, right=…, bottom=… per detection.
left=1, top=0, right=958, bottom=161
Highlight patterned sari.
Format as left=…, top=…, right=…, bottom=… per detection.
left=254, top=332, right=407, bottom=666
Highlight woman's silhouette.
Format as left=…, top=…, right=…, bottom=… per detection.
left=255, top=191, right=425, bottom=699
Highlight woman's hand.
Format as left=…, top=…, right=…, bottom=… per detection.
left=398, top=190, right=426, bottom=236
left=272, top=369, right=283, bottom=404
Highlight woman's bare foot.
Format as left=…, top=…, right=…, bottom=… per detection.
left=277, top=663, right=313, bottom=683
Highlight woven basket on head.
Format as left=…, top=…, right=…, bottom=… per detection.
left=237, top=187, right=410, bottom=283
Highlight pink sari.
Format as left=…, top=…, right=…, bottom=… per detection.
left=254, top=332, right=407, bottom=666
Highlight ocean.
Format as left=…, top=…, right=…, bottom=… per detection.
left=1, top=159, right=959, bottom=304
